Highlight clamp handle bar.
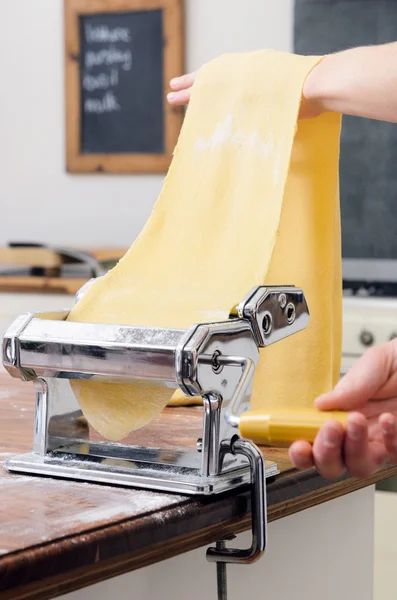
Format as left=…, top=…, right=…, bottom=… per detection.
left=206, top=435, right=267, bottom=565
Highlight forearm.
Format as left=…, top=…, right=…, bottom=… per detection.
left=304, top=42, right=397, bottom=122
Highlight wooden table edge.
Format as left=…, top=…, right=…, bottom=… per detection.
left=1, top=463, right=396, bottom=600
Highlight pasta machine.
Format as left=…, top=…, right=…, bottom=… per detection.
left=2, top=282, right=309, bottom=595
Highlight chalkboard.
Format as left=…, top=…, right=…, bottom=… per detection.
left=80, top=10, right=164, bottom=154
left=294, top=0, right=397, bottom=260
left=65, top=0, right=184, bottom=173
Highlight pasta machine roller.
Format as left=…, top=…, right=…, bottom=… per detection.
left=2, top=283, right=309, bottom=571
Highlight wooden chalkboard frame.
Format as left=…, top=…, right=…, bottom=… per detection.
left=65, top=0, right=184, bottom=173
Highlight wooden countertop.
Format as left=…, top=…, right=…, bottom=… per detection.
left=1, top=374, right=396, bottom=600
left=0, top=247, right=127, bottom=295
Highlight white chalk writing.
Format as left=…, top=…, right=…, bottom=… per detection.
left=84, top=91, right=121, bottom=114
left=82, top=24, right=133, bottom=115
left=85, top=46, right=132, bottom=71
left=85, top=24, right=131, bottom=43
left=82, top=68, right=119, bottom=92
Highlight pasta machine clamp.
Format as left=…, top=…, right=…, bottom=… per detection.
left=2, top=283, right=309, bottom=597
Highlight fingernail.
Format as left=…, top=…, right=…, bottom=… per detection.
left=314, top=395, right=325, bottom=408
left=167, top=92, right=176, bottom=100
left=334, top=377, right=346, bottom=390
left=382, top=417, right=395, bottom=435
left=347, top=420, right=363, bottom=441
left=322, top=426, right=341, bottom=448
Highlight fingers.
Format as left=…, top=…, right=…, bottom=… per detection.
left=312, top=420, right=345, bottom=479
left=315, top=343, right=397, bottom=412
left=344, top=413, right=386, bottom=477
left=289, top=441, right=315, bottom=470
left=379, top=413, right=397, bottom=464
left=291, top=413, right=394, bottom=480
left=167, top=72, right=197, bottom=106
left=291, top=422, right=347, bottom=480
left=170, top=72, right=196, bottom=91
left=167, top=88, right=192, bottom=105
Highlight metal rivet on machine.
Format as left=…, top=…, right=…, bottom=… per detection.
left=262, top=312, right=273, bottom=335
left=285, top=302, right=296, bottom=324
left=211, top=350, right=224, bottom=374
left=278, top=293, right=287, bottom=308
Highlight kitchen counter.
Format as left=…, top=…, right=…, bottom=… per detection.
left=1, top=374, right=396, bottom=600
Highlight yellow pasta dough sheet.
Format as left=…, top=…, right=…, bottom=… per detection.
left=68, top=50, right=341, bottom=441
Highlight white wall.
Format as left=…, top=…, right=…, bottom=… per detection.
left=0, top=0, right=293, bottom=248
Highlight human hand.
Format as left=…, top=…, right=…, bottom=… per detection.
left=167, top=72, right=196, bottom=106
left=167, top=68, right=323, bottom=119
left=289, top=340, right=397, bottom=479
